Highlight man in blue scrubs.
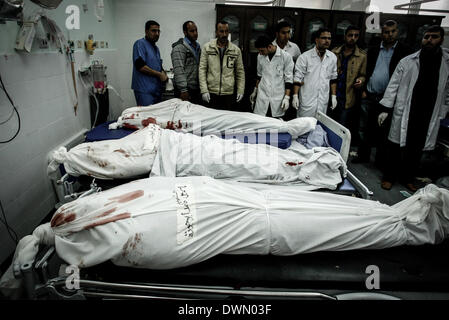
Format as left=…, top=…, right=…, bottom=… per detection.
left=132, top=20, right=168, bottom=106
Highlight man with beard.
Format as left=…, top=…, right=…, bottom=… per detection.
left=132, top=20, right=168, bottom=106
left=378, top=25, right=449, bottom=191
left=171, top=21, right=202, bottom=104
left=330, top=25, right=366, bottom=136
left=199, top=20, right=245, bottom=111
left=292, top=28, right=338, bottom=117
left=353, top=20, right=412, bottom=167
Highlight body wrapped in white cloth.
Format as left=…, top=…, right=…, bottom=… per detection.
left=48, top=124, right=347, bottom=189
left=109, top=99, right=317, bottom=139
left=1, top=177, right=448, bottom=277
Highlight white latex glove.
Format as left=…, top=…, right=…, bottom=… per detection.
left=281, top=95, right=290, bottom=111
left=331, top=95, right=337, bottom=110
left=292, top=94, right=299, bottom=110
left=378, top=112, right=388, bottom=126
left=236, top=93, right=243, bottom=103
left=202, top=93, right=210, bottom=103
left=249, top=87, right=257, bottom=106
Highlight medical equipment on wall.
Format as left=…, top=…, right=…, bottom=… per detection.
left=95, top=0, right=104, bottom=22
left=79, top=61, right=110, bottom=127
left=91, top=60, right=107, bottom=94
left=15, top=21, right=35, bottom=52
left=66, top=40, right=79, bottom=115
left=0, top=0, right=23, bottom=22
left=85, top=34, right=96, bottom=55
left=30, top=0, right=62, bottom=9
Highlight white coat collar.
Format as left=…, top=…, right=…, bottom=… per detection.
left=274, top=45, right=282, bottom=56
left=272, top=39, right=292, bottom=50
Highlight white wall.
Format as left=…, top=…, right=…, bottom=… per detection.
left=370, top=0, right=449, bottom=26
left=0, top=0, right=120, bottom=265
left=115, top=0, right=216, bottom=106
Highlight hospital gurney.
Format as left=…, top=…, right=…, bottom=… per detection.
left=48, top=110, right=371, bottom=209
left=1, top=177, right=449, bottom=300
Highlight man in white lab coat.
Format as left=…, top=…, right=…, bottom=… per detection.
left=379, top=25, right=449, bottom=191
left=292, top=28, right=338, bottom=117
left=250, top=35, right=294, bottom=118
left=272, top=20, right=301, bottom=63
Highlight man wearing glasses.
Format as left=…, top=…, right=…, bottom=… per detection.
left=132, top=20, right=168, bottom=106
left=378, top=25, right=449, bottom=192
left=292, top=28, right=338, bottom=117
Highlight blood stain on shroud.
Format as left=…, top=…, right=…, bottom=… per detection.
left=113, top=149, right=130, bottom=157
left=141, top=117, right=157, bottom=127
left=123, top=123, right=139, bottom=130
left=285, top=162, right=303, bottom=166
left=104, top=190, right=145, bottom=206
left=51, top=212, right=77, bottom=227
left=83, top=212, right=131, bottom=230
left=97, top=207, right=117, bottom=218
left=109, top=190, right=144, bottom=203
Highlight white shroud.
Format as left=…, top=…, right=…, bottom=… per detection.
left=48, top=125, right=347, bottom=189
left=109, top=98, right=317, bottom=139
left=2, top=176, right=448, bottom=280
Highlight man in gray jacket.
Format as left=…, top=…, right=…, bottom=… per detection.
left=171, top=21, right=202, bottom=104
left=379, top=25, right=449, bottom=191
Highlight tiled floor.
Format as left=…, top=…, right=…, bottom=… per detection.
left=348, top=157, right=410, bottom=206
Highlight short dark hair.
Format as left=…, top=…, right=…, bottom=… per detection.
left=183, top=21, right=195, bottom=32
left=424, top=25, right=444, bottom=39
left=216, top=20, right=229, bottom=31
left=314, top=27, right=331, bottom=40
left=345, top=25, right=361, bottom=36
left=255, top=35, right=272, bottom=49
left=382, top=20, right=398, bottom=28
left=275, top=20, right=291, bottom=33
left=145, top=20, right=159, bottom=31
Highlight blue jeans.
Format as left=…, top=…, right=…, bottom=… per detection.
left=134, top=91, right=161, bottom=106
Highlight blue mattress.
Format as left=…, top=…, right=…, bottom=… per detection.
left=317, top=120, right=342, bottom=153
left=85, top=121, right=293, bottom=149
left=85, top=121, right=135, bottom=142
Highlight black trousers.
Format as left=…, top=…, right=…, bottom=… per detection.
left=383, top=139, right=425, bottom=184
left=174, top=88, right=203, bottom=106
left=208, top=93, right=238, bottom=112
left=357, top=92, right=390, bottom=168
left=328, top=104, right=360, bottom=147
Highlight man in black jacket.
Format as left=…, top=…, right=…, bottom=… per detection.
left=353, top=20, right=412, bottom=168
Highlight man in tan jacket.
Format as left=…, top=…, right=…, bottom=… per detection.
left=330, top=25, right=366, bottom=138
left=199, top=20, right=245, bottom=111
